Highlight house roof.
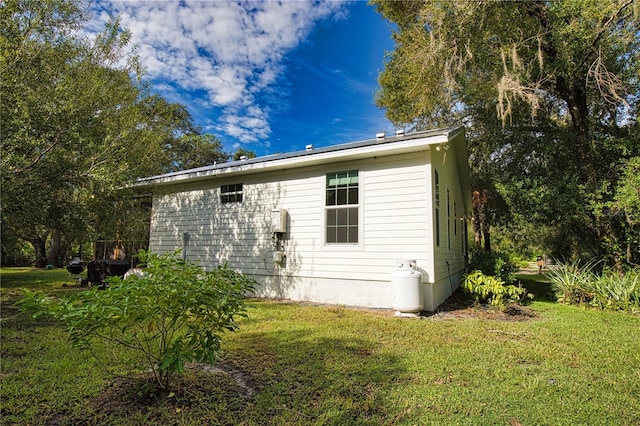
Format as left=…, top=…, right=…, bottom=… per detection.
left=136, top=125, right=468, bottom=191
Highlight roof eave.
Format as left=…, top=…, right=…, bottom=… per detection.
left=134, top=126, right=464, bottom=189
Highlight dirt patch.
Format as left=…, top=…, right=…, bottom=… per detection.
left=189, top=362, right=260, bottom=399
left=427, top=288, right=538, bottom=322
left=75, top=361, right=259, bottom=424
left=260, top=290, right=539, bottom=322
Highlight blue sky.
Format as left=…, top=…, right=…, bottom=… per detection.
left=91, top=1, right=396, bottom=156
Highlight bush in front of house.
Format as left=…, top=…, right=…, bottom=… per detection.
left=460, top=270, right=531, bottom=308
left=548, top=259, right=640, bottom=311
left=467, top=248, right=519, bottom=284
left=17, top=250, right=256, bottom=390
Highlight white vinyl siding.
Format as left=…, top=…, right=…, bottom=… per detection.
left=146, top=129, right=469, bottom=311
left=429, top=140, right=467, bottom=309
left=149, top=152, right=431, bottom=286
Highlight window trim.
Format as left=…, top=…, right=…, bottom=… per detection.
left=324, top=170, right=360, bottom=245
left=447, top=187, right=451, bottom=250
left=434, top=168, right=440, bottom=247
left=220, top=183, right=243, bottom=204
left=454, top=200, right=458, bottom=236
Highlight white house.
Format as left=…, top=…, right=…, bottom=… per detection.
left=135, top=125, right=471, bottom=312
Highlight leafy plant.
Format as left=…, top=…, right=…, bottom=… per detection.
left=460, top=270, right=531, bottom=309
left=547, top=259, right=599, bottom=305
left=548, top=259, right=640, bottom=311
left=17, top=250, right=256, bottom=389
left=468, top=249, right=519, bottom=284
left=591, top=270, right=640, bottom=311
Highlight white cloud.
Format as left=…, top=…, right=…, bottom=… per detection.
left=91, top=0, right=348, bottom=145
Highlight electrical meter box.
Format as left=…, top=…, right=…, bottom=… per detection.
left=271, top=209, right=288, bottom=234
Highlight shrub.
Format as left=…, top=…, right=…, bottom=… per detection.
left=546, top=259, right=598, bottom=305
left=591, top=269, right=640, bottom=311
left=460, top=270, right=531, bottom=308
left=468, top=249, right=519, bottom=284
left=18, top=250, right=256, bottom=390
left=548, top=259, right=640, bottom=311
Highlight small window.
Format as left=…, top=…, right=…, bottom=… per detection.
left=454, top=200, right=458, bottom=236
left=434, top=170, right=440, bottom=207
left=220, top=183, right=243, bottom=204
left=447, top=188, right=451, bottom=250
left=434, top=169, right=440, bottom=246
left=326, top=170, right=358, bottom=244
left=435, top=208, right=440, bottom=247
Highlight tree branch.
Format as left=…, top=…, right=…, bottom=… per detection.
left=579, top=0, right=636, bottom=71
left=13, top=129, right=64, bottom=174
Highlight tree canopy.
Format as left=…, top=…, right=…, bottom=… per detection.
left=0, top=0, right=232, bottom=266
left=372, top=0, right=639, bottom=266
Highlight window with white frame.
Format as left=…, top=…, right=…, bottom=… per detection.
left=454, top=200, right=458, bottom=236
left=434, top=169, right=440, bottom=247
left=447, top=188, right=451, bottom=250
left=220, top=183, right=243, bottom=204
left=325, top=170, right=358, bottom=244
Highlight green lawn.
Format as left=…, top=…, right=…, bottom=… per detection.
left=2, top=267, right=639, bottom=425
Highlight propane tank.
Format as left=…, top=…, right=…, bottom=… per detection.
left=391, top=259, right=423, bottom=316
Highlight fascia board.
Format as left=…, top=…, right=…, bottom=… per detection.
left=136, top=133, right=452, bottom=188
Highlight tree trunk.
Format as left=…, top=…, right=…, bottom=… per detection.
left=473, top=189, right=491, bottom=252
left=483, top=221, right=491, bottom=253
left=625, top=211, right=639, bottom=266
left=47, top=228, right=64, bottom=267
left=28, top=231, right=49, bottom=268
left=472, top=190, right=483, bottom=247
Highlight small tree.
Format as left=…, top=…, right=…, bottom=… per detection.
left=18, top=250, right=255, bottom=390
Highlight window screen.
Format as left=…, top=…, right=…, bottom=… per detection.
left=325, top=170, right=358, bottom=243
left=220, top=183, right=243, bottom=204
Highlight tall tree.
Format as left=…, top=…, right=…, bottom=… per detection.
left=165, top=133, right=229, bottom=172
left=0, top=0, right=214, bottom=265
left=372, top=0, right=639, bottom=265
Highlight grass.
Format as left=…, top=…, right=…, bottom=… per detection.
left=2, top=267, right=640, bottom=425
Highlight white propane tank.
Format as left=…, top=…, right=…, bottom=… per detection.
left=391, top=259, right=423, bottom=316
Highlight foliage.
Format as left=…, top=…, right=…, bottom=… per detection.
left=372, top=0, right=640, bottom=267
left=232, top=147, right=257, bottom=161
left=468, top=248, right=519, bottom=284
left=0, top=233, right=34, bottom=266
left=548, top=259, right=640, bottom=311
left=1, top=0, right=152, bottom=264
left=592, top=269, right=640, bottom=311
left=460, top=270, right=531, bottom=308
left=613, top=157, right=640, bottom=225
left=547, top=259, right=601, bottom=305
left=610, top=156, right=640, bottom=266
left=17, top=250, right=256, bottom=389
left=163, top=133, right=229, bottom=172
left=0, top=0, right=235, bottom=265
left=373, top=0, right=638, bottom=128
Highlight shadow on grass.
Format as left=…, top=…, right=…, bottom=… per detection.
left=224, top=328, right=411, bottom=425
left=516, top=272, right=557, bottom=303
left=1, top=268, right=88, bottom=323
left=3, top=302, right=412, bottom=424
left=50, top=329, right=412, bottom=425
